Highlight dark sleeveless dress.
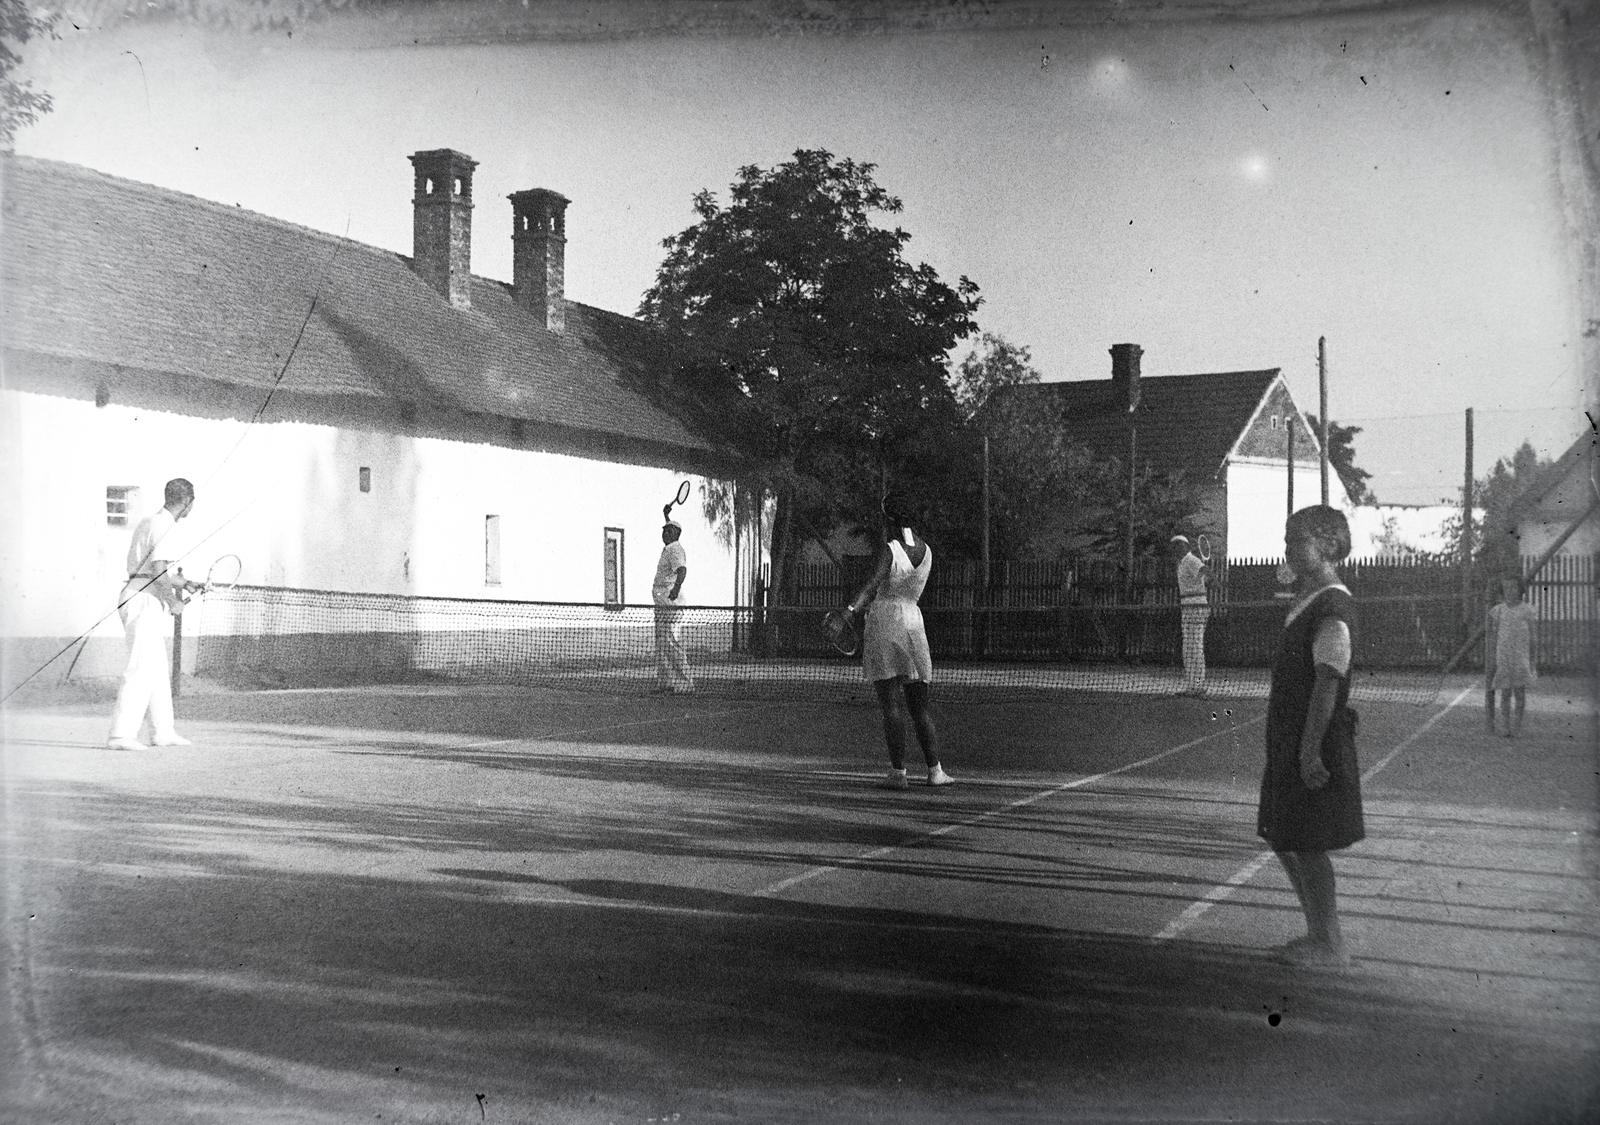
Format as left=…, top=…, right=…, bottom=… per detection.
left=1256, top=586, right=1364, bottom=853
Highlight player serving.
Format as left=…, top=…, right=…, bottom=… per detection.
left=846, top=496, right=952, bottom=790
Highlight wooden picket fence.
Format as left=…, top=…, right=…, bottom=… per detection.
left=775, top=552, right=1598, bottom=671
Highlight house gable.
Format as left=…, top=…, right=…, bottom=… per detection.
left=1227, top=378, right=1322, bottom=465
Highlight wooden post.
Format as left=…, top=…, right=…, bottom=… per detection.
left=1462, top=407, right=1474, bottom=624
left=170, top=610, right=182, bottom=700
left=1286, top=417, right=1295, bottom=517
left=1318, top=337, right=1329, bottom=506
left=982, top=435, right=992, bottom=589
left=1126, top=420, right=1137, bottom=597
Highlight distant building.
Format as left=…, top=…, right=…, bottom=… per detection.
left=996, top=344, right=1351, bottom=559
left=0, top=151, right=759, bottom=682
left=1513, top=435, right=1599, bottom=558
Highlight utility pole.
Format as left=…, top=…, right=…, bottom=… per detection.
left=1126, top=420, right=1137, bottom=597
left=1319, top=337, right=1329, bottom=506
left=982, top=436, right=992, bottom=588
left=1287, top=415, right=1295, bottom=517
left=1462, top=407, right=1474, bottom=625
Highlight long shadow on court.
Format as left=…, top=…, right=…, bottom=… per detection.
left=11, top=777, right=1598, bottom=1125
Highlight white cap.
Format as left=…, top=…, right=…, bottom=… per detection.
left=664, top=519, right=682, bottom=531
left=1170, top=534, right=1189, bottom=544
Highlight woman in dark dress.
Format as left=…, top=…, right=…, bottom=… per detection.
left=1258, top=505, right=1362, bottom=969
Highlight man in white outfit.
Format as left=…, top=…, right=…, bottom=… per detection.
left=108, top=478, right=196, bottom=750
left=1171, top=534, right=1210, bottom=696
left=652, top=517, right=694, bottom=694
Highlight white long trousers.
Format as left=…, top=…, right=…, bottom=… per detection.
left=108, top=587, right=177, bottom=741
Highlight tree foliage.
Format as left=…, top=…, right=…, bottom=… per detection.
left=639, top=149, right=981, bottom=595
left=1, top=0, right=57, bottom=150
left=977, top=382, right=1208, bottom=563
left=952, top=332, right=1041, bottom=418
left=1306, top=414, right=1374, bottom=505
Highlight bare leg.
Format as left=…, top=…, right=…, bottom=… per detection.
left=1499, top=690, right=1514, bottom=736
left=1295, top=850, right=1343, bottom=952
left=1275, top=849, right=1312, bottom=930
left=1511, top=687, right=1526, bottom=738
left=1485, top=688, right=1496, bottom=731
left=903, top=680, right=940, bottom=768
left=873, top=679, right=908, bottom=770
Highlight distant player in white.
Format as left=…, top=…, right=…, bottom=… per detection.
left=652, top=516, right=695, bottom=694
left=1171, top=534, right=1210, bottom=695
left=108, top=478, right=195, bottom=750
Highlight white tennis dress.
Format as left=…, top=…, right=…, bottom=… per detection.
left=862, top=539, right=934, bottom=684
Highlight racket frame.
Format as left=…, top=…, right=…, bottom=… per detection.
left=822, top=608, right=860, bottom=657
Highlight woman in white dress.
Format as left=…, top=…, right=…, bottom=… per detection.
left=847, top=502, right=953, bottom=790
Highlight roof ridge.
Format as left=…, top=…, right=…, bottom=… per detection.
left=4, top=151, right=402, bottom=264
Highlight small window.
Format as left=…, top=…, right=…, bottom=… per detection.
left=485, top=515, right=502, bottom=587
left=106, top=484, right=140, bottom=527
left=426, top=176, right=436, bottom=195
left=359, top=467, right=371, bottom=493
left=1269, top=414, right=1281, bottom=429
left=454, top=177, right=463, bottom=195
left=603, top=527, right=625, bottom=608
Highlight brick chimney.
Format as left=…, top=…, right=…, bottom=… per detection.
left=509, top=188, right=570, bottom=333
left=1110, top=343, right=1143, bottom=412
left=409, top=149, right=478, bottom=309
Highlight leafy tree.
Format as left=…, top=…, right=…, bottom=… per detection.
left=977, top=386, right=1207, bottom=564
left=639, top=149, right=980, bottom=597
left=1305, top=414, right=1374, bottom=505
left=1, top=0, right=56, bottom=150
left=1470, top=440, right=1551, bottom=574
left=952, top=332, right=1041, bottom=418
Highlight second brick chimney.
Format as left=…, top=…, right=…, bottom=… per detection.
left=409, top=149, right=478, bottom=310
left=509, top=188, right=570, bottom=333
left=1110, top=343, right=1143, bottom=412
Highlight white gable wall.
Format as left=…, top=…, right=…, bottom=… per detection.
left=1224, top=457, right=1354, bottom=558
left=1, top=388, right=748, bottom=681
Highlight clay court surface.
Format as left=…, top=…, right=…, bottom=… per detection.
left=3, top=676, right=1597, bottom=1124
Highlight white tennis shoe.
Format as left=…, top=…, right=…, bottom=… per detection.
left=878, top=768, right=909, bottom=790
left=927, top=764, right=954, bottom=787
left=106, top=737, right=147, bottom=751
left=150, top=734, right=192, bottom=747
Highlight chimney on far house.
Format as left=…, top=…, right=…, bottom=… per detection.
left=409, top=149, right=478, bottom=309
left=509, top=188, right=570, bottom=333
left=1110, top=343, right=1143, bottom=412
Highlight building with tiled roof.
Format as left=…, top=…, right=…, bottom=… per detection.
left=0, top=150, right=757, bottom=684
left=995, top=344, right=1351, bottom=558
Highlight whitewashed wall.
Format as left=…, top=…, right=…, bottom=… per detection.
left=1225, top=457, right=1354, bottom=558
left=0, top=389, right=750, bottom=679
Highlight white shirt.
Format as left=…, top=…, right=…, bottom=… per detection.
left=1176, top=552, right=1207, bottom=599
left=653, top=540, right=687, bottom=604
left=1285, top=582, right=1353, bottom=675
left=127, top=507, right=177, bottom=577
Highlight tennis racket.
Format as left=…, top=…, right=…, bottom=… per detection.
left=822, top=608, right=861, bottom=657
left=188, top=554, right=241, bottom=596
left=663, top=479, right=691, bottom=522
left=1197, top=533, right=1212, bottom=563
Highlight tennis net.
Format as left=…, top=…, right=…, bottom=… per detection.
left=191, top=585, right=1469, bottom=705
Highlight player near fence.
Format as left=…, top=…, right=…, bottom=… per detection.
left=1257, top=505, right=1362, bottom=969
left=652, top=506, right=695, bottom=695
left=1485, top=574, right=1538, bottom=739
left=847, top=499, right=953, bottom=790
left=108, top=478, right=197, bottom=751
left=1170, top=534, right=1210, bottom=695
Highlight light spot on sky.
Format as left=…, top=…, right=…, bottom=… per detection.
left=1240, top=153, right=1270, bottom=181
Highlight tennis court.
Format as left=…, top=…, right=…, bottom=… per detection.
left=3, top=673, right=1596, bottom=1123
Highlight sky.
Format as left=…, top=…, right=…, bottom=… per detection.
left=9, top=0, right=1594, bottom=506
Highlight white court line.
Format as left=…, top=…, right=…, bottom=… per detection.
left=447, top=702, right=779, bottom=751
left=757, top=712, right=1264, bottom=898
left=1151, top=684, right=1475, bottom=942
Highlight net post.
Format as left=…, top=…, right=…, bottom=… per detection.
left=171, top=610, right=183, bottom=700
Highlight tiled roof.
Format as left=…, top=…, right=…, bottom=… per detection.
left=0, top=154, right=711, bottom=455
left=999, top=369, right=1281, bottom=480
